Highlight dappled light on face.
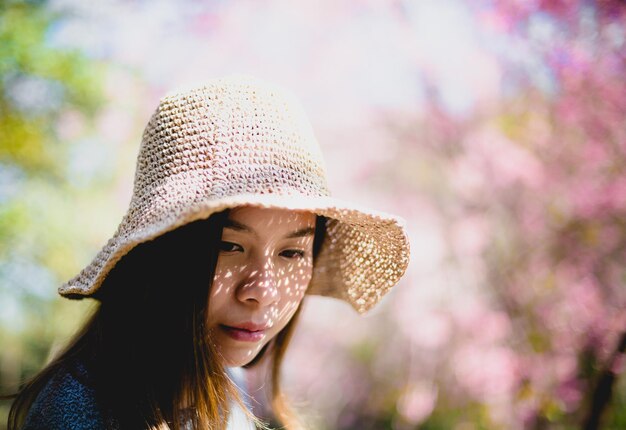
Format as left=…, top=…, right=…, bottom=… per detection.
left=206, top=206, right=317, bottom=367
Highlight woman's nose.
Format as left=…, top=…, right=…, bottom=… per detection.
left=236, top=258, right=280, bottom=307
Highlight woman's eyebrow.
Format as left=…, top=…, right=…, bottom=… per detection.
left=284, top=226, right=315, bottom=239
left=223, top=219, right=253, bottom=233
left=223, top=220, right=315, bottom=239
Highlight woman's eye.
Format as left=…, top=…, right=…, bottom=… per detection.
left=219, top=241, right=244, bottom=253
left=280, top=249, right=305, bottom=259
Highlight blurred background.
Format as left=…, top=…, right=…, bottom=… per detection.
left=1, top=0, right=625, bottom=428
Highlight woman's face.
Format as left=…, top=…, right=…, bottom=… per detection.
left=206, top=206, right=317, bottom=367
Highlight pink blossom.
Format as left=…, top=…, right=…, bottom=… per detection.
left=396, top=383, right=438, bottom=424
left=453, top=345, right=519, bottom=400
left=465, top=125, right=545, bottom=189
left=450, top=215, right=490, bottom=257
left=399, top=311, right=452, bottom=350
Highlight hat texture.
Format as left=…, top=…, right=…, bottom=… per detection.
left=59, top=74, right=410, bottom=314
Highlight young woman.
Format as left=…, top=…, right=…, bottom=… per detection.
left=5, top=75, right=410, bottom=429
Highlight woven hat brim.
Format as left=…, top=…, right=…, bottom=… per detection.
left=59, top=193, right=410, bottom=314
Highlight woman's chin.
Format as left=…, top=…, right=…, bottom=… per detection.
left=218, top=343, right=264, bottom=367
left=222, top=352, right=256, bottom=368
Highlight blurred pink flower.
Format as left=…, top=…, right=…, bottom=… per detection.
left=450, top=215, right=490, bottom=257
left=449, top=155, right=487, bottom=199
left=466, top=125, right=545, bottom=189
left=396, top=383, right=438, bottom=425
left=453, top=345, right=519, bottom=401
left=452, top=301, right=512, bottom=345
left=399, top=311, right=452, bottom=350
left=556, top=377, right=583, bottom=412
left=611, top=353, right=625, bottom=376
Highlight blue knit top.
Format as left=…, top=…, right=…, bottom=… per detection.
left=20, top=360, right=255, bottom=429
left=21, top=360, right=110, bottom=430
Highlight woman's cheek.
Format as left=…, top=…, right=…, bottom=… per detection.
left=275, top=288, right=306, bottom=326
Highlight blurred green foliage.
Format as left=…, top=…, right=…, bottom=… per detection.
left=0, top=0, right=104, bottom=427
left=0, top=0, right=102, bottom=173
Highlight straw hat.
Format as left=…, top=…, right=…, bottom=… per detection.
left=59, top=74, right=410, bottom=314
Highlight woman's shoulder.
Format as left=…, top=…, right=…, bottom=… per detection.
left=21, top=358, right=110, bottom=430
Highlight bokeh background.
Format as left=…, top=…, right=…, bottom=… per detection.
left=1, top=0, right=625, bottom=428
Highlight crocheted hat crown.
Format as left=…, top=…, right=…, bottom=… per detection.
left=59, top=75, right=410, bottom=314
left=134, top=79, right=329, bottom=200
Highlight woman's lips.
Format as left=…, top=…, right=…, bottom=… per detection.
left=219, top=324, right=266, bottom=342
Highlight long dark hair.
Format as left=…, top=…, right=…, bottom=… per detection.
left=6, top=210, right=326, bottom=429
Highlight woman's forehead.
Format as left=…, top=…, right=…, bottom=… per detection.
left=226, top=206, right=316, bottom=232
